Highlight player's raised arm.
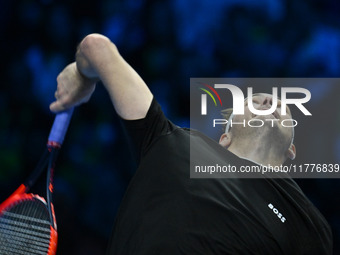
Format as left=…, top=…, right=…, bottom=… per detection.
left=50, top=33, right=153, bottom=120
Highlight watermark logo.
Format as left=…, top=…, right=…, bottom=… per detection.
left=200, top=84, right=312, bottom=116
left=190, top=78, right=338, bottom=179
left=195, top=81, right=312, bottom=130
left=199, top=83, right=223, bottom=115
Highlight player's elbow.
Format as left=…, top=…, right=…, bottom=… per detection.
left=79, top=33, right=118, bottom=59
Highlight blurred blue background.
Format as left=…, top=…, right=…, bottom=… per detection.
left=0, top=0, right=339, bottom=254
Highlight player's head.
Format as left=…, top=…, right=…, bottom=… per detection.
left=218, top=93, right=296, bottom=163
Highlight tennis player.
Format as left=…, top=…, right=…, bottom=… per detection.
left=50, top=33, right=332, bottom=254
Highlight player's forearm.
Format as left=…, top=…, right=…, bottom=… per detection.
left=75, top=34, right=111, bottom=81
left=75, top=33, right=153, bottom=119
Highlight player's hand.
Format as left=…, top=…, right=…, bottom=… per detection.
left=49, top=62, right=97, bottom=112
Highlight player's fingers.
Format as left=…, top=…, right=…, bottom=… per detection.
left=49, top=99, right=72, bottom=113
left=49, top=101, right=62, bottom=113
left=54, top=89, right=65, bottom=100
left=50, top=101, right=67, bottom=113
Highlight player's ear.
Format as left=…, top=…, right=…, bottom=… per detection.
left=286, top=143, right=296, bottom=160
left=219, top=133, right=232, bottom=148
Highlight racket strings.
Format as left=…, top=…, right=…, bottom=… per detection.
left=0, top=199, right=52, bottom=255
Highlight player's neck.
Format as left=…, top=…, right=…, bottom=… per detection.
left=227, top=133, right=286, bottom=167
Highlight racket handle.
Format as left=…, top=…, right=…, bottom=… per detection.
left=48, top=108, right=74, bottom=148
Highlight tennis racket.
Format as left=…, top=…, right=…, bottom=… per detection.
left=0, top=108, right=74, bottom=255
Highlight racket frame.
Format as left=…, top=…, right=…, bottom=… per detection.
left=0, top=108, right=74, bottom=255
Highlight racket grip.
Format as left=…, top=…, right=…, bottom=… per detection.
left=48, top=108, right=74, bottom=147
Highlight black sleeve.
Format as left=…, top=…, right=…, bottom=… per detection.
left=120, top=98, right=178, bottom=165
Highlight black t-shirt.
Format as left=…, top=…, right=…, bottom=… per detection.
left=107, top=99, right=332, bottom=255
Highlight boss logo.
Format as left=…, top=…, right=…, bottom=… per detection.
left=268, top=203, right=286, bottom=223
